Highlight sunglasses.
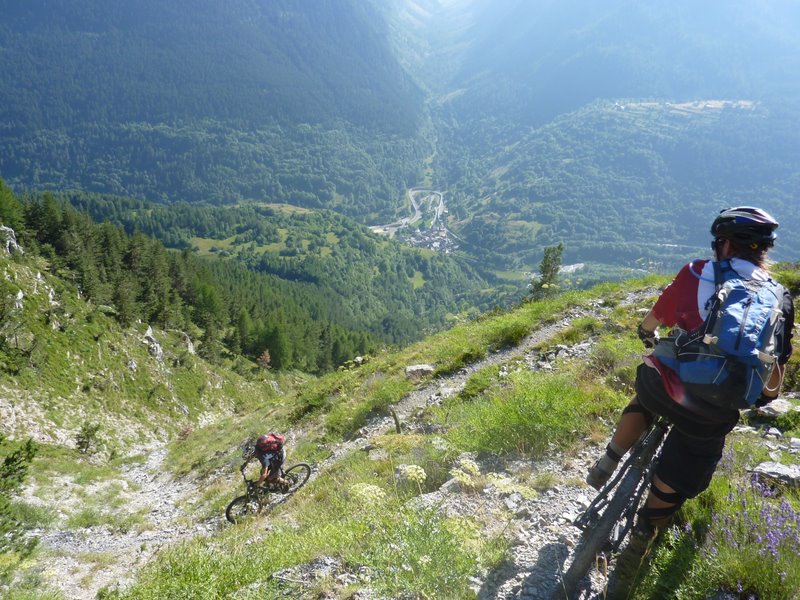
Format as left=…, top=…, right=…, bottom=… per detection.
left=711, top=238, right=724, bottom=253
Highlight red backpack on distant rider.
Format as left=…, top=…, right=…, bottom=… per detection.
left=256, top=433, right=284, bottom=453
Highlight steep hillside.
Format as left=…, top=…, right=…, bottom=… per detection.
left=0, top=249, right=289, bottom=446
left=0, top=0, right=421, bottom=131
left=437, top=100, right=800, bottom=272
left=0, top=239, right=310, bottom=596
left=4, top=263, right=798, bottom=599
left=0, top=0, right=426, bottom=218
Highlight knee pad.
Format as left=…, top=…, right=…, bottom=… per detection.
left=649, top=482, right=686, bottom=507
left=638, top=483, right=685, bottom=525
left=622, top=401, right=654, bottom=427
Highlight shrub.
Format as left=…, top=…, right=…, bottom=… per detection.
left=488, top=320, right=530, bottom=350
left=458, top=365, right=501, bottom=402
left=0, top=436, right=38, bottom=581
left=75, top=422, right=102, bottom=455
left=256, top=349, right=271, bottom=370
left=433, top=347, right=487, bottom=377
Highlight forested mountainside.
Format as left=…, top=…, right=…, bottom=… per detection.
left=0, top=0, right=426, bottom=219
left=2, top=0, right=800, bottom=277
left=0, top=0, right=421, bottom=131
left=436, top=100, right=800, bottom=272
left=0, top=181, right=496, bottom=374
left=59, top=190, right=502, bottom=345
left=0, top=182, right=374, bottom=373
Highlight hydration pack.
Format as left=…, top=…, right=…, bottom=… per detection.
left=256, top=432, right=285, bottom=453
left=654, top=260, right=785, bottom=409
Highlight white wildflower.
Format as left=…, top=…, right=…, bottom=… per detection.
left=397, top=464, right=427, bottom=484
left=350, top=483, right=386, bottom=507
left=457, top=457, right=481, bottom=477
left=451, top=467, right=476, bottom=489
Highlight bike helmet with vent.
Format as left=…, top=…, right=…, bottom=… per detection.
left=710, top=206, right=778, bottom=247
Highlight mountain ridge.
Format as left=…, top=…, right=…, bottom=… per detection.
left=3, top=0, right=800, bottom=275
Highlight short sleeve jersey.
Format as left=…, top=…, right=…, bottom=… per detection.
left=651, top=258, right=794, bottom=364
left=256, top=446, right=286, bottom=470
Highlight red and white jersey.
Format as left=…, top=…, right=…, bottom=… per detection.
left=651, top=257, right=769, bottom=332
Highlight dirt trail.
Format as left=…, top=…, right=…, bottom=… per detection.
left=308, top=292, right=650, bottom=599
left=318, top=293, right=647, bottom=472
left=29, top=291, right=651, bottom=599
left=27, top=446, right=213, bottom=600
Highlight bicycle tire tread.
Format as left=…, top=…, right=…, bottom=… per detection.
left=554, top=471, right=640, bottom=598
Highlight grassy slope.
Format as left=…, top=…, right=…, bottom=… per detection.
left=0, top=254, right=292, bottom=446
left=0, top=251, right=304, bottom=592
left=4, top=263, right=799, bottom=599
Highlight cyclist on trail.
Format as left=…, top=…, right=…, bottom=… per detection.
left=587, top=207, right=794, bottom=543
left=241, top=432, right=288, bottom=489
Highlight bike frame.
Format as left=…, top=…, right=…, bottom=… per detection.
left=240, top=471, right=281, bottom=495
left=553, top=416, right=672, bottom=598
left=575, top=416, right=670, bottom=551
left=227, top=462, right=312, bottom=524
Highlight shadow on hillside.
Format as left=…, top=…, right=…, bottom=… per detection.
left=479, top=541, right=594, bottom=599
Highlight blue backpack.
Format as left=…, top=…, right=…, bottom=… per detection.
left=654, top=260, right=785, bottom=409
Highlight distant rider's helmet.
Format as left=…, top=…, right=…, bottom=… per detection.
left=710, top=206, right=778, bottom=248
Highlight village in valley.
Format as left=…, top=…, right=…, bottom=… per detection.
left=369, top=188, right=460, bottom=254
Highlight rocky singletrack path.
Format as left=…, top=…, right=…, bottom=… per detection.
left=317, top=292, right=649, bottom=472
left=26, top=446, right=213, bottom=600
left=29, top=291, right=652, bottom=599
left=306, top=292, right=653, bottom=599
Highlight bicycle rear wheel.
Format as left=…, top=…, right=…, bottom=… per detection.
left=553, top=470, right=641, bottom=599
left=283, top=463, right=312, bottom=492
left=225, top=494, right=262, bottom=524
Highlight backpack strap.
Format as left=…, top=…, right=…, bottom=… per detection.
left=696, top=261, right=726, bottom=342
left=714, top=259, right=737, bottom=285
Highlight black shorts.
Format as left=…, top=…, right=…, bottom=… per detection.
left=635, top=363, right=739, bottom=498
left=257, top=453, right=283, bottom=479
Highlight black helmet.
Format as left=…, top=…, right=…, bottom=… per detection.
left=710, top=206, right=778, bottom=248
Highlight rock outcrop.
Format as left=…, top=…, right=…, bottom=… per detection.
left=0, top=225, right=23, bottom=254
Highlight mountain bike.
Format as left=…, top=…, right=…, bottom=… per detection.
left=552, top=416, right=670, bottom=599
left=225, top=463, right=312, bottom=524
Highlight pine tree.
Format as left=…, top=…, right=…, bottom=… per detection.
left=530, top=243, right=564, bottom=300
left=0, top=179, right=23, bottom=230
left=317, top=324, right=334, bottom=373
left=263, top=322, right=291, bottom=370
left=0, top=436, right=38, bottom=578
left=236, top=308, right=255, bottom=356
left=113, top=275, right=139, bottom=326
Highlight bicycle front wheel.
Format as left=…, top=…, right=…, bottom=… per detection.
left=553, top=471, right=641, bottom=599
left=225, top=494, right=262, bottom=524
left=283, top=463, right=312, bottom=493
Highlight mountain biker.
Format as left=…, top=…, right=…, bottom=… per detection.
left=241, top=432, right=288, bottom=489
left=587, top=207, right=794, bottom=542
